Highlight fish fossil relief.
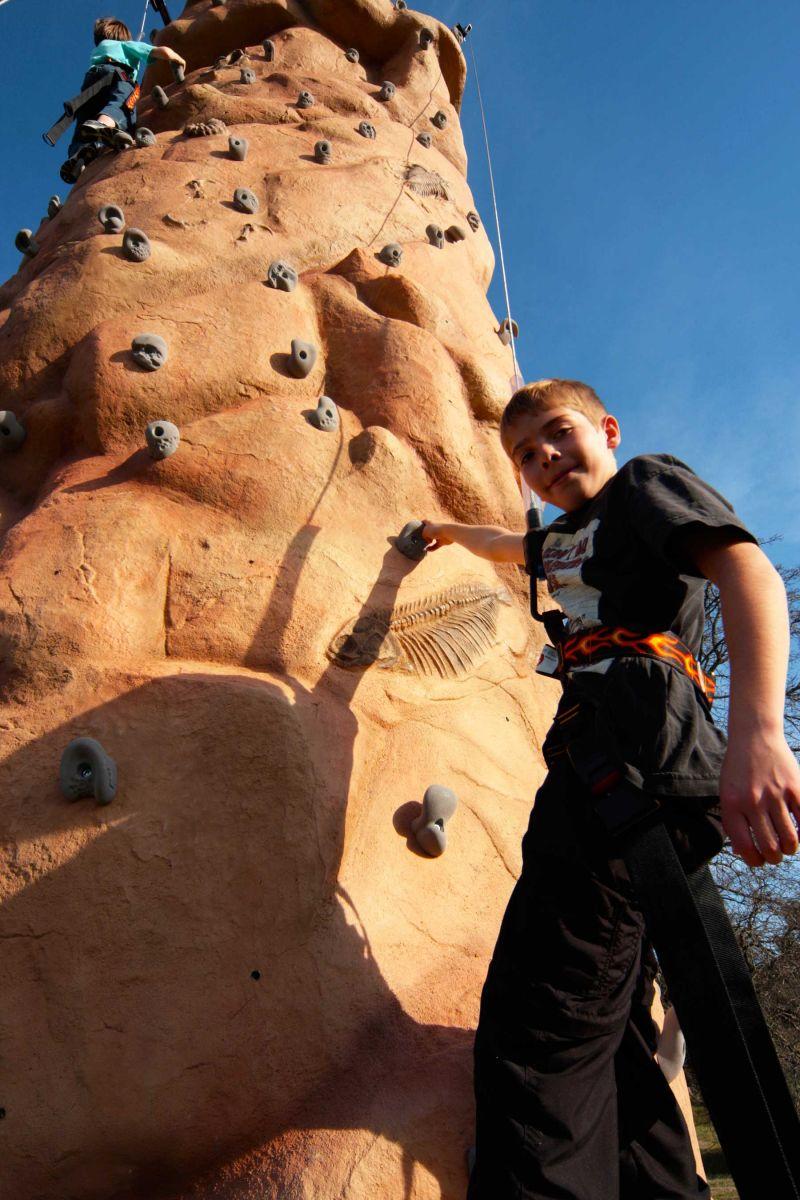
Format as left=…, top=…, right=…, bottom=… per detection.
left=327, top=582, right=511, bottom=677
left=404, top=164, right=451, bottom=200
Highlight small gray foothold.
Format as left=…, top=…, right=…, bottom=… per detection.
left=171, top=61, right=185, bottom=83
left=47, top=195, right=62, bottom=219
left=288, top=338, right=317, bottom=378
left=314, top=139, right=332, bottom=164
left=445, top=224, right=466, bottom=242
left=0, top=411, right=26, bottom=452
left=378, top=80, right=396, bottom=102
left=378, top=243, right=403, bottom=267
left=98, top=204, right=125, bottom=234
left=59, top=737, right=117, bottom=806
left=396, top=519, right=429, bottom=561
left=307, top=396, right=339, bottom=432
left=419, top=28, right=435, bottom=49
left=498, top=317, right=519, bottom=345
left=229, top=49, right=247, bottom=64
left=122, top=228, right=152, bottom=262
left=262, top=38, right=275, bottom=61
left=358, top=121, right=377, bottom=140
left=15, top=230, right=38, bottom=257
left=228, top=135, right=249, bottom=160
left=152, top=85, right=169, bottom=109
left=131, top=333, right=168, bottom=371
left=431, top=109, right=447, bottom=129
left=240, top=67, right=256, bottom=84
left=266, top=260, right=298, bottom=292
left=135, top=126, right=157, bottom=148
left=426, top=224, right=444, bottom=249
left=145, top=419, right=180, bottom=460
left=345, top=47, right=360, bottom=63
left=297, top=90, right=315, bottom=109
left=233, top=187, right=259, bottom=214
left=411, top=784, right=458, bottom=856
left=395, top=0, right=407, bottom=9
left=467, top=210, right=480, bottom=232
left=211, top=0, right=225, bottom=5
left=416, top=131, right=432, bottom=149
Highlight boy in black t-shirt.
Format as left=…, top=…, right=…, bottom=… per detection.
left=421, top=379, right=800, bottom=1199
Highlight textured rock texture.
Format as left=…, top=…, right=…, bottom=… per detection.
left=0, top=1, right=701, bottom=1196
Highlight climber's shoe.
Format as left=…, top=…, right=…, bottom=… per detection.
left=59, top=140, right=104, bottom=185
left=78, top=120, right=134, bottom=151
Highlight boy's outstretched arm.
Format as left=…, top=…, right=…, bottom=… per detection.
left=683, top=529, right=800, bottom=868
left=421, top=521, right=525, bottom=564
left=150, top=45, right=186, bottom=69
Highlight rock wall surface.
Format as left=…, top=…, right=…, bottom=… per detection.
left=0, top=1, right=701, bottom=1196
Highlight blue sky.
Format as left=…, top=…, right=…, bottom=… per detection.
left=1, top=0, right=798, bottom=564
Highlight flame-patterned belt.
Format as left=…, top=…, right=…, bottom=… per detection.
left=560, top=625, right=716, bottom=707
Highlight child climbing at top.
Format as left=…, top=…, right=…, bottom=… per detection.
left=60, top=16, right=186, bottom=184
left=419, top=378, right=800, bottom=1198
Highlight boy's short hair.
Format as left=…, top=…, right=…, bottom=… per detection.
left=93, top=17, right=132, bottom=44
left=501, top=379, right=608, bottom=439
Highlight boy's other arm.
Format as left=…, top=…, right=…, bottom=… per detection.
left=682, top=528, right=800, bottom=867
left=421, top=521, right=525, bottom=565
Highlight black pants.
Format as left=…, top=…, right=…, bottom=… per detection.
left=468, top=761, right=713, bottom=1199
left=66, top=67, right=136, bottom=159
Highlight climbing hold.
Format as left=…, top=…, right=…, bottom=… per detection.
left=184, top=118, right=228, bottom=137
left=314, top=139, right=332, bottom=164
left=47, top=195, right=62, bottom=219
left=211, top=0, right=225, bottom=5
left=229, top=49, right=247, bottom=64
left=467, top=210, right=480, bottom=232
left=395, top=519, right=428, bottom=561
left=131, top=333, right=168, bottom=372
left=307, top=396, right=339, bottom=432
left=262, top=38, right=275, bottom=61
left=378, top=243, right=403, bottom=267
left=0, top=411, right=26, bottom=452
left=431, top=110, right=447, bottom=130
left=378, top=81, right=396, bottom=102
left=240, top=67, right=256, bottom=84
left=228, top=135, right=249, bottom=161
left=395, top=0, right=407, bottom=9
left=266, top=260, right=298, bottom=292
left=426, top=224, right=445, bottom=250
left=60, top=737, right=117, bottom=806
left=98, top=204, right=125, bottom=234
left=297, top=90, right=315, bottom=109
left=145, top=419, right=180, bottom=460
left=152, top=85, right=169, bottom=109
left=419, top=29, right=435, bottom=49
left=122, top=228, right=152, bottom=262
left=416, top=132, right=432, bottom=149
left=358, top=121, right=377, bottom=139
left=14, top=230, right=38, bottom=258
left=445, top=225, right=466, bottom=242
left=233, top=187, right=259, bottom=214
left=345, top=47, right=359, bottom=63
left=135, top=127, right=157, bottom=148
left=498, top=317, right=519, bottom=345
left=288, top=338, right=317, bottom=378
left=411, top=785, right=458, bottom=857
left=171, top=61, right=185, bottom=84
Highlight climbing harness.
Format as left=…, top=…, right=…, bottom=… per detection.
left=42, top=70, right=118, bottom=146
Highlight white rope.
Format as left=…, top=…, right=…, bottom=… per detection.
left=137, top=0, right=150, bottom=41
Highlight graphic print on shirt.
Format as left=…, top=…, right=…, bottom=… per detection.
left=542, top=518, right=602, bottom=631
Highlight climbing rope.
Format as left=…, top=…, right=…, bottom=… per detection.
left=137, top=0, right=150, bottom=42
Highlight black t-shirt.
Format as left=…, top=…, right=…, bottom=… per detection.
left=534, top=454, right=758, bottom=798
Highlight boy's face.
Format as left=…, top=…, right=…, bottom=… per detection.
left=503, top=406, right=621, bottom=513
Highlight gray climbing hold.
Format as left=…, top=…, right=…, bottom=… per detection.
left=228, top=135, right=249, bottom=160
left=498, top=317, right=519, bottom=346
left=229, top=49, right=247, bottom=65
left=145, top=419, right=180, bottom=460
left=149, top=28, right=158, bottom=42
left=416, top=132, right=432, bottom=149
left=266, top=260, right=298, bottom=292
left=211, top=0, right=225, bottom=5
left=297, top=90, right=315, bottom=109
left=467, top=210, right=480, bottom=232
left=135, top=126, right=157, bottom=148
left=431, top=110, right=447, bottom=130
left=358, top=121, right=376, bottom=140
left=0, top=411, right=26, bottom=452
left=411, top=784, right=458, bottom=856
left=240, top=67, right=256, bottom=84
left=314, top=139, right=332, bottom=164
left=122, top=228, right=152, bottom=262
left=307, top=396, right=339, bottom=432
left=288, top=338, right=317, bottom=378
left=419, top=28, right=435, bottom=49
left=47, top=195, right=62, bottom=219
left=98, top=204, right=125, bottom=234
left=378, top=81, right=396, bottom=102
left=233, top=187, right=259, bottom=214
left=395, top=519, right=428, bottom=561
left=59, top=737, right=117, bottom=806
left=345, top=47, right=359, bottom=63
left=171, top=61, right=185, bottom=84
left=426, top=224, right=444, bottom=249
left=396, top=0, right=407, bottom=9
left=262, top=38, right=275, bottom=61
left=131, top=333, right=168, bottom=371
left=15, top=230, right=38, bottom=257
left=445, top=224, right=466, bottom=242
left=152, top=85, right=169, bottom=109
left=378, top=243, right=403, bottom=267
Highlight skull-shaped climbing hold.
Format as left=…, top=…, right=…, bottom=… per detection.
left=171, top=61, right=185, bottom=83
left=98, top=204, right=125, bottom=234
left=431, top=110, right=448, bottom=130
left=0, top=411, right=26, bottom=452
left=59, top=737, right=118, bottom=806
left=426, top=224, right=445, bottom=250
left=122, top=228, right=152, bottom=262
left=419, top=29, right=435, bottom=49
left=396, top=0, right=407, bottom=9
left=411, top=785, right=458, bottom=857
left=135, top=127, right=157, bottom=148
left=378, top=243, right=403, bottom=267
left=416, top=132, right=432, bottom=149
left=228, top=135, right=249, bottom=161
left=358, top=121, right=376, bottom=140
left=240, top=67, right=256, bottom=84
left=152, top=85, right=169, bottom=109
left=288, top=338, right=318, bottom=379
left=131, top=333, right=168, bottom=372
left=445, top=225, right=466, bottom=243
left=47, top=195, right=62, bottom=219
left=345, top=47, right=359, bottom=63
left=497, top=317, right=519, bottom=346
left=233, top=187, right=259, bottom=214
left=307, top=396, right=339, bottom=432
left=395, top=519, right=429, bottom=561
left=297, top=90, right=315, bottom=109
left=145, top=419, right=180, bottom=460
left=14, top=230, right=38, bottom=257
left=314, top=139, right=332, bottom=164
left=266, top=260, right=298, bottom=292
left=262, top=38, right=275, bottom=61
left=467, top=210, right=480, bottom=232
left=378, top=81, right=396, bottom=102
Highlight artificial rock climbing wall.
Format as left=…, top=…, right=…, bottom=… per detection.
left=0, top=2, right=701, bottom=1197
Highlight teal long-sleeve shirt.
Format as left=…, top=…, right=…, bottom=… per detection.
left=89, top=39, right=154, bottom=82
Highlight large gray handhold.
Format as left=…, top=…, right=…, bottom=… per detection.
left=266, top=260, right=298, bottom=292
left=47, top=195, right=62, bottom=219
left=122, top=228, right=152, bottom=262
left=135, top=127, right=157, bottom=147
left=416, top=132, right=432, bottom=149
left=345, top=47, right=360, bottom=63
left=378, top=81, right=395, bottom=101
left=297, top=90, right=315, bottom=109
left=152, top=85, right=169, bottom=109
left=262, top=38, right=275, bottom=61
left=98, top=204, right=125, bottom=233
left=60, top=737, right=117, bottom=806
left=314, top=139, right=332, bottom=164
left=15, top=230, right=38, bottom=257
left=307, top=396, right=339, bottom=432
left=426, top=224, right=444, bottom=249
left=378, top=243, right=403, bottom=267
left=171, top=61, right=185, bottom=83
left=131, top=333, right=168, bottom=371
left=445, top=224, right=466, bottom=242
left=145, top=419, right=180, bottom=460
left=431, top=110, right=448, bottom=130
left=0, top=411, right=26, bottom=452
left=288, top=338, right=317, bottom=378
left=419, top=28, right=435, bottom=49
left=395, top=519, right=428, bottom=561
left=240, top=67, right=256, bottom=84
left=358, top=121, right=376, bottom=140
left=228, top=135, right=249, bottom=160
left=411, top=785, right=458, bottom=856
left=467, top=210, right=480, bottom=231
left=233, top=187, right=259, bottom=214
left=498, top=317, right=519, bottom=345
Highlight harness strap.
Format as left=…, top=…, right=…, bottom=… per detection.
left=42, top=69, right=118, bottom=145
